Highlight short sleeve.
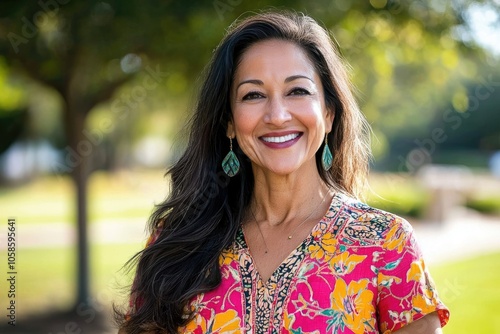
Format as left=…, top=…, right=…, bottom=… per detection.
left=375, top=218, right=450, bottom=333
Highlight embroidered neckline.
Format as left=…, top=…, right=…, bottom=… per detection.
left=232, top=193, right=346, bottom=333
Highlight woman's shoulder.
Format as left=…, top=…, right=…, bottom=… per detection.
left=331, top=192, right=414, bottom=248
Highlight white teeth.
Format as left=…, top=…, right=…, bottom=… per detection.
left=262, top=133, right=300, bottom=143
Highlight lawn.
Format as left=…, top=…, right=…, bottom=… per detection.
left=14, top=243, right=144, bottom=317
left=430, top=252, right=500, bottom=333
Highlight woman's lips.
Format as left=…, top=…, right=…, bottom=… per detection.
left=259, top=132, right=303, bottom=149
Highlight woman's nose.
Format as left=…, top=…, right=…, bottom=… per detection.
left=263, top=97, right=292, bottom=126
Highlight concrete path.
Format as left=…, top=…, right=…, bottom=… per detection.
left=413, top=208, right=500, bottom=264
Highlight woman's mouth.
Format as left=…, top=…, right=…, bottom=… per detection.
left=261, top=133, right=300, bottom=143
left=260, top=132, right=303, bottom=148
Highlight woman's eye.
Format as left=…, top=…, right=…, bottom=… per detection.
left=289, top=87, right=311, bottom=96
left=242, top=92, right=264, bottom=100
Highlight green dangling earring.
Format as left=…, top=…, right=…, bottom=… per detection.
left=222, top=137, right=240, bottom=177
left=321, top=134, right=333, bottom=171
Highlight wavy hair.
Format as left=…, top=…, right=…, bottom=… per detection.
left=117, top=10, right=371, bottom=333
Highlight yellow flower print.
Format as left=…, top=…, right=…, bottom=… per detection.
left=406, top=259, right=425, bottom=282
left=308, top=232, right=338, bottom=261
left=384, top=222, right=406, bottom=253
left=219, top=249, right=237, bottom=267
left=209, top=309, right=241, bottom=333
left=283, top=311, right=296, bottom=329
left=329, top=252, right=366, bottom=276
left=378, top=272, right=402, bottom=288
left=219, top=249, right=242, bottom=282
left=183, top=309, right=242, bottom=333
left=183, top=312, right=205, bottom=332
left=412, top=289, right=436, bottom=315
left=330, top=278, right=374, bottom=332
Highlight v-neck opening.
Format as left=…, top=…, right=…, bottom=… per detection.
left=236, top=192, right=342, bottom=286
left=238, top=227, right=310, bottom=286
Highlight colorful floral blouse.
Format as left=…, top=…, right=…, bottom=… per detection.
left=140, top=193, right=450, bottom=333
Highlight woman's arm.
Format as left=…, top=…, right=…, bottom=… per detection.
left=393, top=312, right=442, bottom=334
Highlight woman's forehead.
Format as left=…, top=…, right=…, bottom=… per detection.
left=233, top=40, right=318, bottom=84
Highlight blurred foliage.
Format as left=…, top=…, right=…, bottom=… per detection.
left=365, top=172, right=428, bottom=217
left=0, top=57, right=26, bottom=111
left=0, top=0, right=499, bottom=169
left=0, top=107, right=26, bottom=154
left=0, top=57, right=27, bottom=154
left=466, top=195, right=500, bottom=214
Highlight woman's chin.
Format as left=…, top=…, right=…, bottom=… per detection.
left=256, top=162, right=317, bottom=178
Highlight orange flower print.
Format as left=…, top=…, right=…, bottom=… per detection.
left=219, top=249, right=237, bottom=267
left=329, top=251, right=366, bottom=276
left=378, top=272, right=402, bottom=289
left=330, top=278, right=374, bottom=332
left=412, top=289, right=437, bottom=315
left=383, top=220, right=407, bottom=253
left=183, top=309, right=242, bottom=333
left=308, top=232, right=337, bottom=261
left=406, top=259, right=425, bottom=282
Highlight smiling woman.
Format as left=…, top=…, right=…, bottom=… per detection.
left=117, top=11, right=449, bottom=334
left=229, top=39, right=333, bottom=178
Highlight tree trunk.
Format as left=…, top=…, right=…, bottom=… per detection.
left=63, top=101, right=91, bottom=307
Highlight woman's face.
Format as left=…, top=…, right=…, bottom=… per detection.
left=229, top=39, right=334, bottom=177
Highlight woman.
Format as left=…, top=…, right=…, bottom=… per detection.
left=118, top=11, right=449, bottom=334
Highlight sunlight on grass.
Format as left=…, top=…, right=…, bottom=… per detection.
left=0, top=176, right=74, bottom=224
left=16, top=242, right=143, bottom=318
left=430, top=252, right=500, bottom=334
left=17, top=247, right=75, bottom=314
left=88, top=170, right=168, bottom=222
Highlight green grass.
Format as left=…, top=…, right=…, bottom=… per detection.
left=15, top=243, right=143, bottom=317
left=430, top=252, right=500, bottom=334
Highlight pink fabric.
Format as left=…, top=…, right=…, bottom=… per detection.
left=180, top=193, right=449, bottom=333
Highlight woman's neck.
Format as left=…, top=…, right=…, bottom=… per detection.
left=249, top=162, right=331, bottom=227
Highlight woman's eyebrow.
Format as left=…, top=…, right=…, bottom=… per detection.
left=284, top=74, right=314, bottom=83
left=236, top=79, right=263, bottom=90
left=236, top=75, right=313, bottom=90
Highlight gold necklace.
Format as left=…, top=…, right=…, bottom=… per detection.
left=249, top=192, right=330, bottom=254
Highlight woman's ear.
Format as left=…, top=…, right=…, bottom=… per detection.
left=325, top=109, right=335, bottom=133
left=227, top=121, right=235, bottom=138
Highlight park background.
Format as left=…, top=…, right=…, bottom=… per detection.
left=0, top=0, right=499, bottom=333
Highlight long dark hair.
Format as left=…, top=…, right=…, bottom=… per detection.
left=117, top=10, right=370, bottom=333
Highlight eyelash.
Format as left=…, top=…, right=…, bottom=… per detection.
left=241, top=87, right=311, bottom=101
left=289, top=87, right=311, bottom=96
left=242, top=91, right=263, bottom=100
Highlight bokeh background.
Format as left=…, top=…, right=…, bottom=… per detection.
left=0, top=0, right=499, bottom=333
